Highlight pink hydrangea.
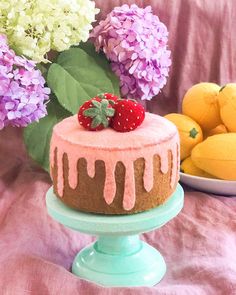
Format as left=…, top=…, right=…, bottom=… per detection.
left=0, top=34, right=50, bottom=129
left=91, top=4, right=171, bottom=100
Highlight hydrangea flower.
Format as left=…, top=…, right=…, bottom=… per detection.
left=91, top=4, right=171, bottom=100
left=0, top=34, right=50, bottom=129
left=0, top=0, right=99, bottom=62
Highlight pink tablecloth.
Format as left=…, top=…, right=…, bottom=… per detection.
left=0, top=128, right=236, bottom=295
left=1, top=0, right=236, bottom=294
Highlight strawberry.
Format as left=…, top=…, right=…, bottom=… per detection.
left=78, top=97, right=115, bottom=131
left=101, top=93, right=119, bottom=103
left=111, top=99, right=145, bottom=132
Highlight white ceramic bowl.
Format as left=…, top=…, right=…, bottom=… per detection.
left=180, top=172, right=236, bottom=196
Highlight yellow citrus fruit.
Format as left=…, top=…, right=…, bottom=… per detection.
left=181, top=157, right=216, bottom=178
left=218, top=83, right=236, bottom=132
left=191, top=133, right=236, bottom=180
left=182, top=82, right=221, bottom=130
left=164, top=113, right=203, bottom=160
left=204, top=124, right=228, bottom=138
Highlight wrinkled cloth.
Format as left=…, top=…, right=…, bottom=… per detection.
left=0, top=128, right=236, bottom=295
left=1, top=0, right=236, bottom=294
left=96, top=0, right=236, bottom=115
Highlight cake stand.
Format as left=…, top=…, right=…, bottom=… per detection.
left=46, top=184, right=184, bottom=287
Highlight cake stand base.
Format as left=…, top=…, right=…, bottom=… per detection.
left=72, top=235, right=166, bottom=286
left=46, top=184, right=184, bottom=287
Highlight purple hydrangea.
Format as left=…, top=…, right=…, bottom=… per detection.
left=91, top=4, right=171, bottom=100
left=0, top=34, right=50, bottom=130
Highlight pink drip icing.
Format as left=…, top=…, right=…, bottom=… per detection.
left=68, top=157, right=78, bottom=190
left=49, top=143, right=54, bottom=178
left=103, top=160, right=117, bottom=205
left=87, top=159, right=96, bottom=178
left=176, top=142, right=180, bottom=183
left=123, top=162, right=136, bottom=210
left=56, top=149, right=64, bottom=197
left=177, top=143, right=180, bottom=173
left=160, top=149, right=169, bottom=174
left=50, top=113, right=180, bottom=210
left=170, top=141, right=179, bottom=188
left=143, top=156, right=154, bottom=192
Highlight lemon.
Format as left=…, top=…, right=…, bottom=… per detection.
left=204, top=124, right=228, bottom=138
left=218, top=83, right=236, bottom=132
left=182, top=82, right=221, bottom=130
left=165, top=113, right=203, bottom=160
left=191, top=133, right=236, bottom=180
left=181, top=157, right=215, bottom=178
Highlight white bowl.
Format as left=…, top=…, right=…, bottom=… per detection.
left=180, top=172, right=236, bottom=196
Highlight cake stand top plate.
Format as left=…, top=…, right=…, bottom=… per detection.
left=46, top=184, right=184, bottom=236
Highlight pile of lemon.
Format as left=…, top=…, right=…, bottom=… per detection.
left=165, top=82, right=236, bottom=180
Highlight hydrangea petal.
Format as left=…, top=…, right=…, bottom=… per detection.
left=0, top=34, right=50, bottom=129
left=91, top=4, right=171, bottom=100
left=0, top=0, right=99, bottom=62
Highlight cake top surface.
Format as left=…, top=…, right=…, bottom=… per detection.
left=53, top=112, right=177, bottom=150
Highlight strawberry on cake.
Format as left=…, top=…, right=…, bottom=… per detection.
left=50, top=94, right=180, bottom=214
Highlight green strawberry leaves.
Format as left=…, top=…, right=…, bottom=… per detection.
left=92, top=100, right=101, bottom=108
left=83, top=99, right=115, bottom=128
left=105, top=108, right=115, bottom=116
left=91, top=116, right=104, bottom=128
left=83, top=108, right=100, bottom=117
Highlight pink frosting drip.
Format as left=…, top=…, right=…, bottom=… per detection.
left=56, top=149, right=64, bottom=196
left=87, top=160, right=96, bottom=178
left=50, top=113, right=180, bottom=211
left=104, top=160, right=117, bottom=205
left=123, top=162, right=136, bottom=210
left=68, top=157, right=78, bottom=190
left=143, top=155, right=154, bottom=193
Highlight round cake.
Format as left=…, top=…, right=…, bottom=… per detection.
left=50, top=112, right=180, bottom=214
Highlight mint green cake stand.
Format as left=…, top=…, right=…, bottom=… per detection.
left=46, top=184, right=184, bottom=287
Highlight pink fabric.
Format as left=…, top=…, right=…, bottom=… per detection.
left=95, top=0, right=236, bottom=115
left=0, top=128, right=236, bottom=294
left=1, top=1, right=236, bottom=294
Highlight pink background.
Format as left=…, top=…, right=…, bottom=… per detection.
left=96, top=0, right=236, bottom=115
left=1, top=1, right=236, bottom=294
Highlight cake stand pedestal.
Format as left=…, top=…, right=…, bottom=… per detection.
left=46, top=184, right=184, bottom=287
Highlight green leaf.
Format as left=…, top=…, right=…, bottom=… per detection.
left=79, top=42, right=120, bottom=96
left=92, top=100, right=101, bottom=108
left=219, top=85, right=226, bottom=92
left=83, top=108, right=100, bottom=118
left=108, top=100, right=115, bottom=106
left=101, top=99, right=109, bottom=109
left=101, top=117, right=109, bottom=128
left=47, top=47, right=119, bottom=114
left=189, top=128, right=198, bottom=139
left=23, top=97, right=71, bottom=172
left=105, top=108, right=115, bottom=117
left=91, top=115, right=103, bottom=128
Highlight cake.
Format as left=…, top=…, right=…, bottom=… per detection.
left=50, top=112, right=180, bottom=214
